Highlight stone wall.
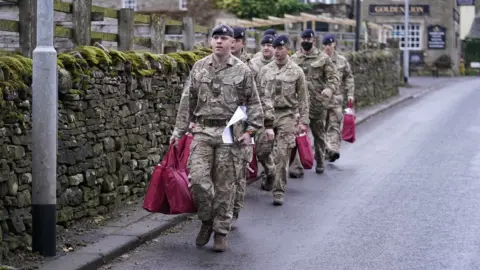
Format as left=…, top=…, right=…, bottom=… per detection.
left=0, top=45, right=399, bottom=257
left=344, top=48, right=401, bottom=108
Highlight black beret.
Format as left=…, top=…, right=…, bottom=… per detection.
left=301, top=29, right=315, bottom=38
left=232, top=26, right=246, bottom=39
left=322, top=34, right=336, bottom=45
left=263, top=29, right=277, bottom=37
left=260, top=34, right=274, bottom=45
left=211, top=24, right=234, bottom=37
left=272, top=35, right=290, bottom=48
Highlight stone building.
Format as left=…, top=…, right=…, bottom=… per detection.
left=361, top=0, right=462, bottom=70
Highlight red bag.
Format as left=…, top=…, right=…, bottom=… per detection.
left=176, top=133, right=193, bottom=171
left=290, top=133, right=314, bottom=169
left=142, top=144, right=197, bottom=214
left=247, top=145, right=258, bottom=180
left=342, top=101, right=356, bottom=143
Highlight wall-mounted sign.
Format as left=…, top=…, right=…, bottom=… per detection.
left=427, top=25, right=446, bottom=49
left=369, top=5, right=430, bottom=16
left=457, top=0, right=475, bottom=6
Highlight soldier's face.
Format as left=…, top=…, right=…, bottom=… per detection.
left=211, top=35, right=233, bottom=56
left=231, top=38, right=245, bottom=54
left=323, top=43, right=335, bottom=55
left=274, top=45, right=289, bottom=60
left=262, top=43, right=274, bottom=58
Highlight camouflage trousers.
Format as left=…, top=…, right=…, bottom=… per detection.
left=325, top=106, right=344, bottom=155
left=255, top=128, right=275, bottom=177
left=289, top=109, right=328, bottom=174
left=188, top=133, right=239, bottom=235
left=272, top=114, right=296, bottom=196
left=231, top=145, right=253, bottom=217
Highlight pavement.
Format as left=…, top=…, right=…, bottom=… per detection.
left=39, top=76, right=476, bottom=270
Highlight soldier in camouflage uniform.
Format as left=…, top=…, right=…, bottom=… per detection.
left=322, top=34, right=354, bottom=162
left=253, top=29, right=277, bottom=59
left=248, top=34, right=276, bottom=191
left=229, top=26, right=255, bottom=231
left=231, top=26, right=252, bottom=63
left=257, top=35, right=309, bottom=205
left=288, top=29, right=339, bottom=176
left=170, top=24, right=264, bottom=252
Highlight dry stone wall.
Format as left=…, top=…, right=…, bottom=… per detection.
left=0, top=45, right=399, bottom=257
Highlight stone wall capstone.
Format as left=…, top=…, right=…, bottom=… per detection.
left=0, top=44, right=399, bottom=258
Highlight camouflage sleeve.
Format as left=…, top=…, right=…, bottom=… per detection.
left=323, top=57, right=339, bottom=92
left=244, top=69, right=264, bottom=132
left=255, top=68, right=274, bottom=128
left=296, top=69, right=310, bottom=125
left=172, top=73, right=195, bottom=138
left=343, top=61, right=355, bottom=98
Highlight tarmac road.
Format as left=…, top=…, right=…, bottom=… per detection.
left=102, top=78, right=480, bottom=270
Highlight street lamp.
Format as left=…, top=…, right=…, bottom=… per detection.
left=354, top=0, right=361, bottom=51
left=32, top=0, right=57, bottom=257
left=403, top=0, right=410, bottom=84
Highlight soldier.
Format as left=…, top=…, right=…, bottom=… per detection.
left=248, top=34, right=276, bottom=191
left=253, top=29, right=277, bottom=58
left=170, top=24, right=264, bottom=252
left=288, top=29, right=339, bottom=176
left=231, top=26, right=251, bottom=63
left=257, top=35, right=309, bottom=205
left=322, top=34, right=354, bottom=162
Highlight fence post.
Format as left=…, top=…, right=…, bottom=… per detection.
left=182, top=17, right=194, bottom=51
left=72, top=0, right=92, bottom=46
left=150, top=14, right=166, bottom=54
left=18, top=0, right=36, bottom=57
left=118, top=8, right=135, bottom=51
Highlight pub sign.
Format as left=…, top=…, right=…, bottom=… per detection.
left=369, top=5, right=430, bottom=16
left=427, top=25, right=446, bottom=50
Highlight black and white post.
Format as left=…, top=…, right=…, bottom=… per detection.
left=32, top=0, right=57, bottom=257
left=403, top=0, right=410, bottom=83
left=354, top=0, right=361, bottom=51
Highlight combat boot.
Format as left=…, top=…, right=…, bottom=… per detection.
left=315, top=167, right=324, bottom=174
left=273, top=193, right=284, bottom=206
left=261, top=173, right=274, bottom=191
left=195, top=221, right=213, bottom=246
left=329, top=152, right=340, bottom=162
left=213, top=233, right=228, bottom=252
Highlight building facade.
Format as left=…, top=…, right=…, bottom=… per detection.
left=361, top=0, right=462, bottom=70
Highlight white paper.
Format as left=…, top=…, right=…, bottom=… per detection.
left=222, top=106, right=254, bottom=144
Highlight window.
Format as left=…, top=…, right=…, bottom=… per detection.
left=391, top=23, right=422, bottom=50
left=123, top=0, right=136, bottom=10
left=179, top=0, right=187, bottom=10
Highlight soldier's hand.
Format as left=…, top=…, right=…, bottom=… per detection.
left=237, top=132, right=252, bottom=145
left=347, top=96, right=354, bottom=103
left=264, top=129, right=275, bottom=141
left=321, top=88, right=332, bottom=98
left=298, top=123, right=308, bottom=134
left=188, top=122, right=197, bottom=130
left=169, top=136, right=179, bottom=146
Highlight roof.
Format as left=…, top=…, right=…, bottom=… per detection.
left=467, top=12, right=480, bottom=39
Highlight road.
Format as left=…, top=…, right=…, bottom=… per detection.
left=102, top=78, right=480, bottom=270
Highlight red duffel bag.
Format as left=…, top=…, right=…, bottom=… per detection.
left=142, top=142, right=196, bottom=214
left=176, top=133, right=193, bottom=172
left=290, top=133, right=314, bottom=169
left=342, top=101, right=356, bottom=143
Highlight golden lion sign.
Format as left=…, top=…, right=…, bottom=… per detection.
left=369, top=5, right=430, bottom=16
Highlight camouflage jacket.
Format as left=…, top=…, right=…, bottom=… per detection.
left=330, top=50, right=354, bottom=107
left=172, top=54, right=264, bottom=138
left=248, top=55, right=274, bottom=78
left=253, top=51, right=262, bottom=59
left=257, top=58, right=309, bottom=126
left=238, top=49, right=252, bottom=64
